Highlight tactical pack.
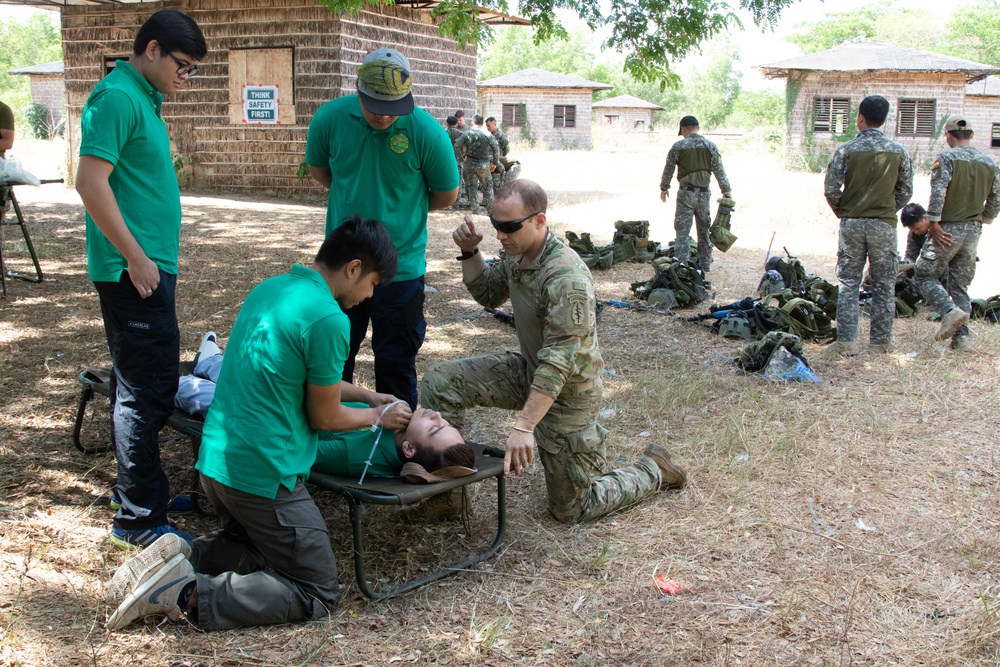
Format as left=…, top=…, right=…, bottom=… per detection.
left=894, top=276, right=922, bottom=318
left=737, top=331, right=808, bottom=373
left=709, top=197, right=737, bottom=252
left=971, top=295, right=1000, bottom=323
left=765, top=254, right=808, bottom=294
left=763, top=295, right=837, bottom=342
left=631, top=257, right=707, bottom=308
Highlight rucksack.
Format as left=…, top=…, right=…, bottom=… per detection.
left=804, top=276, right=838, bottom=319
left=895, top=276, right=922, bottom=318
left=765, top=255, right=807, bottom=294
left=737, top=331, right=807, bottom=373
left=971, top=295, right=1000, bottom=323
left=631, top=257, right=706, bottom=308
left=613, top=220, right=655, bottom=263
left=764, top=296, right=837, bottom=342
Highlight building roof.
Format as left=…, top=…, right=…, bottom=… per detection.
left=8, top=60, right=63, bottom=76
left=592, top=94, right=664, bottom=111
left=757, top=41, right=1000, bottom=84
left=966, top=76, right=1000, bottom=96
left=478, top=68, right=613, bottom=90
left=0, top=0, right=527, bottom=24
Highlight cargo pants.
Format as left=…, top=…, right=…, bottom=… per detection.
left=915, top=221, right=982, bottom=341
left=421, top=352, right=662, bottom=524
left=674, top=187, right=713, bottom=273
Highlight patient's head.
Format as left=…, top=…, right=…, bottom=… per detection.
left=396, top=408, right=474, bottom=471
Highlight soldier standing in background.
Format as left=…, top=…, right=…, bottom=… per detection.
left=823, top=94, right=913, bottom=357
left=915, top=115, right=1000, bottom=351
left=485, top=116, right=510, bottom=193
left=446, top=115, right=465, bottom=211
left=660, top=115, right=732, bottom=275
left=454, top=110, right=467, bottom=131
left=422, top=179, right=687, bottom=524
left=454, top=114, right=500, bottom=216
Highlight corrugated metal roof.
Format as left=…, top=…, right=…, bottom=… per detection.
left=478, top=68, right=614, bottom=90
left=966, top=75, right=1000, bottom=96
left=592, top=94, right=664, bottom=110
left=8, top=60, right=63, bottom=75
left=757, top=41, right=1000, bottom=83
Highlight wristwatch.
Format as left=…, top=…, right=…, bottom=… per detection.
left=456, top=248, right=480, bottom=261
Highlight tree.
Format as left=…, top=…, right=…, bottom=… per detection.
left=940, top=0, right=1000, bottom=66
left=729, top=88, right=784, bottom=129
left=786, top=2, right=938, bottom=54
left=0, top=12, right=63, bottom=125
left=680, top=44, right=742, bottom=127
left=318, top=0, right=799, bottom=85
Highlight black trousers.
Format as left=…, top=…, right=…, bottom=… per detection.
left=94, top=271, right=180, bottom=530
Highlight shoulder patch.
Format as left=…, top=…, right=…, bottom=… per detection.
left=567, top=293, right=587, bottom=327
left=931, top=160, right=940, bottom=170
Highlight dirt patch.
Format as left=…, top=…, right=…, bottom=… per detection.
left=2, top=138, right=999, bottom=666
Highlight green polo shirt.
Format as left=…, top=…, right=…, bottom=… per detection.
left=197, top=265, right=350, bottom=499
left=80, top=60, right=181, bottom=282
left=313, top=402, right=404, bottom=478
left=305, top=95, right=459, bottom=281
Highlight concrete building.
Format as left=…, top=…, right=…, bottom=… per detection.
left=592, top=93, right=664, bottom=132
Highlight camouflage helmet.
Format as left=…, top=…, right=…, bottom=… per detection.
left=647, top=287, right=676, bottom=310
left=719, top=313, right=754, bottom=340
left=757, top=270, right=785, bottom=298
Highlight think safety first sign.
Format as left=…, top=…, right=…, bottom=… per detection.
left=242, top=85, right=280, bottom=124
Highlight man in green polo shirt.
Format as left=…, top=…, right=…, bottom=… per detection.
left=306, top=47, right=459, bottom=410
left=75, top=9, right=206, bottom=549
left=106, top=216, right=418, bottom=631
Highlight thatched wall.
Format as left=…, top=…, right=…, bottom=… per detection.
left=62, top=0, right=477, bottom=197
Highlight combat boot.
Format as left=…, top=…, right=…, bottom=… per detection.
left=935, top=308, right=969, bottom=341
left=398, top=488, right=468, bottom=522
left=951, top=336, right=972, bottom=352
left=826, top=340, right=860, bottom=357
left=643, top=443, right=687, bottom=491
left=869, top=340, right=896, bottom=354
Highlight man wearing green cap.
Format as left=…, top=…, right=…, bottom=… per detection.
left=306, top=48, right=460, bottom=411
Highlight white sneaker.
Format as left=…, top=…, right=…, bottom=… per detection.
left=193, top=331, right=221, bottom=366
left=106, top=554, right=195, bottom=631
left=106, top=533, right=192, bottom=604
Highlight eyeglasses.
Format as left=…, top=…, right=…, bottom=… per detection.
left=489, top=210, right=543, bottom=234
left=166, top=52, right=200, bottom=77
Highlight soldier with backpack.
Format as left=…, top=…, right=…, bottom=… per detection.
left=823, top=95, right=913, bottom=356
left=915, top=115, right=1000, bottom=351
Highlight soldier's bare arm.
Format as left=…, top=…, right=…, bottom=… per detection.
left=505, top=389, right=555, bottom=476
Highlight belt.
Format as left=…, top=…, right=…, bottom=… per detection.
left=679, top=186, right=709, bottom=193
left=939, top=220, right=982, bottom=225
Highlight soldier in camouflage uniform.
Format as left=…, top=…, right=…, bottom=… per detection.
left=446, top=115, right=465, bottom=211
left=486, top=116, right=510, bottom=193
left=421, top=179, right=686, bottom=524
left=454, top=115, right=500, bottom=215
left=824, top=95, right=913, bottom=356
left=660, top=115, right=732, bottom=274
left=915, top=115, right=1000, bottom=350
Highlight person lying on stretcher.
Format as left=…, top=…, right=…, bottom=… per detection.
left=176, top=332, right=476, bottom=483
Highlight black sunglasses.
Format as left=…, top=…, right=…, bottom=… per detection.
left=489, top=210, right=543, bottom=234
left=166, top=52, right=200, bottom=77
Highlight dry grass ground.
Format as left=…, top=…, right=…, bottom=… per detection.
left=2, top=135, right=1000, bottom=667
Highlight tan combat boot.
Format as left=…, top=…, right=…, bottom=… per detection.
left=643, top=443, right=687, bottom=491
left=869, top=340, right=896, bottom=354
left=935, top=308, right=969, bottom=341
left=398, top=488, right=468, bottom=522
left=826, top=340, right=860, bottom=357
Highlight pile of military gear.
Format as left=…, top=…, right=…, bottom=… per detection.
left=565, top=220, right=659, bottom=270
left=860, top=259, right=927, bottom=319
left=752, top=252, right=838, bottom=342
left=972, top=295, right=1000, bottom=323
left=737, top=332, right=819, bottom=383
left=629, top=255, right=708, bottom=309
left=709, top=196, right=737, bottom=252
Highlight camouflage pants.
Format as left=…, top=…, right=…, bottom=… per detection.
left=462, top=161, right=494, bottom=215
left=673, top=188, right=713, bottom=272
left=835, top=218, right=898, bottom=345
left=450, top=158, right=464, bottom=210
left=421, top=352, right=662, bottom=524
left=915, top=221, right=981, bottom=340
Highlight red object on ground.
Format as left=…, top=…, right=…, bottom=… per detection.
left=655, top=573, right=683, bottom=595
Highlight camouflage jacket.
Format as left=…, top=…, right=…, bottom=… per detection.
left=927, top=144, right=1000, bottom=223
left=491, top=128, right=510, bottom=157
left=447, top=126, right=464, bottom=161
left=455, top=127, right=500, bottom=166
left=465, top=230, right=603, bottom=399
left=824, top=128, right=912, bottom=223
left=660, top=133, right=731, bottom=192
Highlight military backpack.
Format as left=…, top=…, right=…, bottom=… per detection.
left=971, top=295, right=1000, bottom=323
left=737, top=331, right=807, bottom=373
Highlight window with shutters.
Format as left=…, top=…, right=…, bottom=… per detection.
left=502, top=103, right=524, bottom=127
left=812, top=97, right=851, bottom=133
left=897, top=99, right=936, bottom=137
left=991, top=123, right=1000, bottom=148
left=604, top=115, right=619, bottom=124
left=554, top=104, right=576, bottom=128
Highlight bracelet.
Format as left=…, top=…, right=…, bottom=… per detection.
left=456, top=247, right=480, bottom=261
left=512, top=425, right=534, bottom=434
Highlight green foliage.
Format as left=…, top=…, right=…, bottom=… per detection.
left=940, top=0, right=1000, bottom=66
left=317, top=0, right=799, bottom=86
left=0, top=12, right=62, bottom=134
left=786, top=2, right=938, bottom=54
left=680, top=44, right=742, bottom=127
left=729, top=89, right=784, bottom=130
left=23, top=103, right=51, bottom=139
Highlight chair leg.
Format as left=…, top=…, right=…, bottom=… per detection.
left=7, top=192, right=42, bottom=283
left=72, top=385, right=113, bottom=454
